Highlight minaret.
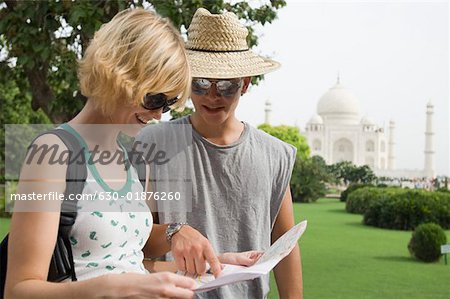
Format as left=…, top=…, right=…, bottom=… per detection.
left=264, top=99, right=272, bottom=124
left=424, top=101, right=436, bottom=178
left=388, top=119, right=396, bottom=170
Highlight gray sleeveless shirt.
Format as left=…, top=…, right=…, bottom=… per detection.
left=137, top=116, right=296, bottom=298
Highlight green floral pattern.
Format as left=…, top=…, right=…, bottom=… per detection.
left=62, top=123, right=152, bottom=279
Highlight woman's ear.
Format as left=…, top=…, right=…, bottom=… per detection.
left=241, top=77, right=252, bottom=95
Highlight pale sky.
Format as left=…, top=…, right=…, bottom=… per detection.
left=234, top=0, right=449, bottom=175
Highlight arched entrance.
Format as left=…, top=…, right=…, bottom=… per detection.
left=332, top=138, right=354, bottom=164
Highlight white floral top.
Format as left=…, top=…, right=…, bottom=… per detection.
left=61, top=124, right=152, bottom=281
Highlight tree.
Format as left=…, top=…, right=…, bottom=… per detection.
left=328, top=161, right=376, bottom=185
left=0, top=0, right=287, bottom=123
left=290, top=155, right=333, bottom=202
left=0, top=60, right=51, bottom=182
left=258, top=124, right=334, bottom=202
left=258, top=123, right=310, bottom=160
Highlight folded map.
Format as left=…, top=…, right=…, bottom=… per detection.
left=177, top=220, right=307, bottom=293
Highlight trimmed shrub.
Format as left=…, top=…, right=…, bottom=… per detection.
left=408, top=223, right=447, bottom=262
left=340, top=183, right=374, bottom=202
left=347, top=187, right=450, bottom=230
left=346, top=187, right=392, bottom=214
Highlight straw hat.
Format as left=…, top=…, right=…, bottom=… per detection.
left=186, top=8, right=280, bottom=79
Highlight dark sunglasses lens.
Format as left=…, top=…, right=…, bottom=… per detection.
left=192, top=78, right=241, bottom=97
left=217, top=80, right=241, bottom=97
left=192, top=79, right=211, bottom=95
left=143, top=93, right=166, bottom=110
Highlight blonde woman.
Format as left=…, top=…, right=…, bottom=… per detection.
left=5, top=8, right=221, bottom=299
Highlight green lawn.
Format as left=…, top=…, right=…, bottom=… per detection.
left=268, top=199, right=450, bottom=299
left=2, top=199, right=449, bottom=298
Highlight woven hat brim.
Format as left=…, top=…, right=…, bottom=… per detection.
left=186, top=50, right=280, bottom=79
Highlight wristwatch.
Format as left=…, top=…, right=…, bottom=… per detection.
left=166, top=222, right=187, bottom=244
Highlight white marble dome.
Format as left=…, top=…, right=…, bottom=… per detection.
left=317, top=82, right=361, bottom=122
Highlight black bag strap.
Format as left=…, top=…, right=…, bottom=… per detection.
left=49, top=128, right=88, bottom=282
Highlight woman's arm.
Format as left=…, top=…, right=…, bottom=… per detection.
left=5, top=135, right=195, bottom=299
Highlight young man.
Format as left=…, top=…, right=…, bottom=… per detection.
left=137, top=8, right=302, bottom=298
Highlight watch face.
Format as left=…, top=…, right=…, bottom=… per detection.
left=167, top=223, right=180, bottom=237
left=168, top=223, right=178, bottom=232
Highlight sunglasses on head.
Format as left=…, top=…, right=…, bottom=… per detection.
left=141, top=93, right=179, bottom=113
left=191, top=78, right=243, bottom=97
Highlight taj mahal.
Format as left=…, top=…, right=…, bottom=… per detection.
left=264, top=77, right=436, bottom=179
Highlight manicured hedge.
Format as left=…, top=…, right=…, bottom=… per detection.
left=340, top=183, right=374, bottom=202
left=345, top=187, right=393, bottom=214
left=346, top=187, right=450, bottom=230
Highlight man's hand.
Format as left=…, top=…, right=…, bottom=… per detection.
left=170, top=225, right=222, bottom=277
left=219, top=251, right=263, bottom=266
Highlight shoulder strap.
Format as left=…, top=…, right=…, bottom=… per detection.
left=49, top=128, right=87, bottom=282
left=50, top=128, right=87, bottom=216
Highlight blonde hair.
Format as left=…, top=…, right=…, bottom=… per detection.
left=78, top=8, right=190, bottom=115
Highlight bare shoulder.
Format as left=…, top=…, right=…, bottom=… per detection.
left=7, top=132, right=71, bottom=283
left=21, top=131, right=70, bottom=181
left=15, top=131, right=71, bottom=211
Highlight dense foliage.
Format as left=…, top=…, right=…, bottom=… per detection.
left=408, top=223, right=447, bottom=262
left=328, top=161, right=376, bottom=185
left=290, top=155, right=334, bottom=203
left=340, top=183, right=374, bottom=202
left=257, top=124, right=334, bottom=203
left=0, top=0, right=286, bottom=122
left=258, top=124, right=310, bottom=161
left=346, top=187, right=450, bottom=230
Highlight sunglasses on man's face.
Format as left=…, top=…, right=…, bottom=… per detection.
left=191, top=78, right=243, bottom=97
left=141, top=93, right=179, bottom=113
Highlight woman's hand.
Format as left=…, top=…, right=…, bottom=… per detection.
left=170, top=225, right=222, bottom=277
left=218, top=251, right=264, bottom=267
left=103, top=272, right=196, bottom=299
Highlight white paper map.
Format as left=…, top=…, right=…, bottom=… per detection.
left=178, top=220, right=307, bottom=293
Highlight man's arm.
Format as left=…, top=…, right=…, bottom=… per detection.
left=272, top=186, right=303, bottom=299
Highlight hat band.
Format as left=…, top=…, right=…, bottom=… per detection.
left=187, top=48, right=249, bottom=53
